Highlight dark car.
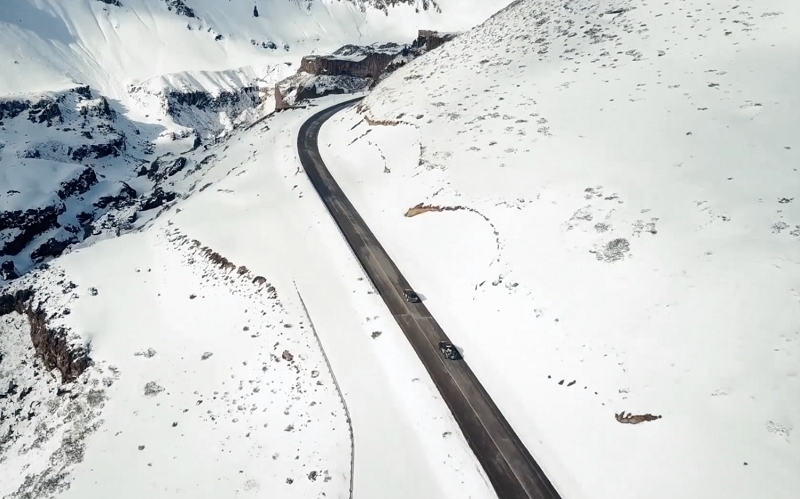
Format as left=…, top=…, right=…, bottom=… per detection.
left=403, top=288, right=421, bottom=303
left=438, top=341, right=463, bottom=361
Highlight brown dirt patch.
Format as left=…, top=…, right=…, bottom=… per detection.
left=404, top=203, right=466, bottom=217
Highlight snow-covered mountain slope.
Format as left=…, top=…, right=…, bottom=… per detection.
left=0, top=95, right=496, bottom=499
left=0, top=0, right=512, bottom=99
left=320, top=0, right=800, bottom=498
left=1, top=228, right=352, bottom=499
left=0, top=82, right=236, bottom=277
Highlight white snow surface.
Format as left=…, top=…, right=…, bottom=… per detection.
left=0, top=96, right=495, bottom=499
left=0, top=0, right=513, bottom=100
left=319, top=0, right=800, bottom=498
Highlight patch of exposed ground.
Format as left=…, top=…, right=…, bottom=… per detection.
left=404, top=203, right=468, bottom=217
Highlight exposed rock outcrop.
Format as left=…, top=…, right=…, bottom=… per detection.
left=30, top=237, right=78, bottom=263
left=299, top=46, right=403, bottom=79
left=57, top=167, right=98, bottom=200
left=0, top=99, right=28, bottom=122
left=146, top=156, right=189, bottom=183
left=0, top=260, right=19, bottom=280
left=164, top=0, right=195, bottom=18
left=0, top=205, right=65, bottom=257
left=413, top=30, right=458, bottom=52
left=27, top=99, right=62, bottom=126
left=0, top=290, right=91, bottom=383
left=140, top=187, right=178, bottom=211
left=93, top=183, right=137, bottom=210
left=275, top=31, right=458, bottom=108
left=69, top=133, right=126, bottom=162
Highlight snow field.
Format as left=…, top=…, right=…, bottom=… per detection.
left=168, top=96, right=496, bottom=499
left=319, top=0, right=800, bottom=497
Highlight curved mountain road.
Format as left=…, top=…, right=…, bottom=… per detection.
left=297, top=98, right=563, bottom=499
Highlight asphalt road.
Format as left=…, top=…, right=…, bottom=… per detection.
left=297, top=98, right=563, bottom=499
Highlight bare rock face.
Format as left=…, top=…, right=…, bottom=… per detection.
left=57, top=167, right=98, bottom=200
left=1, top=83, right=198, bottom=275
left=146, top=156, right=189, bottom=183
left=0, top=290, right=91, bottom=384
left=164, top=0, right=195, bottom=18
left=140, top=187, right=178, bottom=211
left=276, top=31, right=458, bottom=108
left=299, top=48, right=401, bottom=79
left=0, top=205, right=66, bottom=257
left=94, top=182, right=137, bottom=210
left=413, top=30, right=458, bottom=51
left=30, top=237, right=79, bottom=263
left=0, top=260, right=19, bottom=280
left=27, top=99, right=62, bottom=126
left=0, top=99, right=28, bottom=122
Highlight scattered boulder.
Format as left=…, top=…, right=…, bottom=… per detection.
left=140, top=187, right=177, bottom=211
left=94, top=182, right=137, bottom=210
left=144, top=381, right=165, bottom=396
left=0, top=261, right=19, bottom=280
left=134, top=348, right=156, bottom=358
left=147, top=156, right=188, bottom=183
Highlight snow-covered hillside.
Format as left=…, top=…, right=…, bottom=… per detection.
left=1, top=96, right=497, bottom=498
left=1, top=0, right=517, bottom=497
left=321, top=0, right=800, bottom=498
left=0, top=0, right=512, bottom=99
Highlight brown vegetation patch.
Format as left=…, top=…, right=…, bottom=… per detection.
left=363, top=115, right=400, bottom=127
left=168, top=230, right=278, bottom=300
left=405, top=203, right=467, bottom=217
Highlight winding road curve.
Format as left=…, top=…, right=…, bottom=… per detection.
left=297, top=98, right=563, bottom=499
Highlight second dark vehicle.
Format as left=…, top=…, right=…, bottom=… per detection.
left=403, top=288, right=421, bottom=303
left=438, top=341, right=463, bottom=361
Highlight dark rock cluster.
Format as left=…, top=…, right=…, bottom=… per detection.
left=0, top=205, right=65, bottom=258
left=164, top=0, right=195, bottom=18
left=0, top=84, right=197, bottom=277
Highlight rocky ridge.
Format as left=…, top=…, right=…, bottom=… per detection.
left=275, top=30, right=458, bottom=109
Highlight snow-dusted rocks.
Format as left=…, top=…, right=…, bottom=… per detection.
left=126, top=65, right=291, bottom=140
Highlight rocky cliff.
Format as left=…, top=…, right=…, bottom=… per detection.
left=275, top=31, right=458, bottom=108
left=0, top=84, right=226, bottom=280
left=0, top=289, right=90, bottom=384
